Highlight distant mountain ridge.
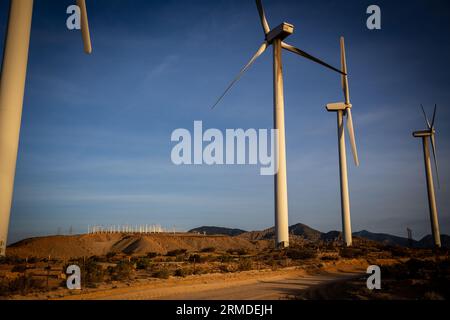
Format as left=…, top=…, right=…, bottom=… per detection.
left=416, top=234, right=450, bottom=248
left=188, top=226, right=247, bottom=236
left=190, top=224, right=449, bottom=248
left=353, top=230, right=413, bottom=247
left=239, top=223, right=322, bottom=241
left=352, top=230, right=450, bottom=248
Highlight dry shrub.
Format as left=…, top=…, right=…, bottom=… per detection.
left=174, top=268, right=193, bottom=277
left=388, top=246, right=409, bottom=257
left=11, top=264, right=28, bottom=273
left=0, top=256, right=25, bottom=265
left=339, top=247, right=364, bottom=258
left=146, top=252, right=158, bottom=258
left=188, top=254, right=204, bottom=263
left=238, top=259, right=252, bottom=271
left=80, top=260, right=106, bottom=286
left=152, top=267, right=171, bottom=279
left=110, top=261, right=134, bottom=281
left=321, top=255, right=338, bottom=261
left=219, top=254, right=234, bottom=263
left=219, top=264, right=232, bottom=273
left=135, top=257, right=152, bottom=270
left=227, top=248, right=248, bottom=256
left=0, top=274, right=45, bottom=296
left=286, top=247, right=317, bottom=260
left=106, top=252, right=116, bottom=259
left=166, top=249, right=187, bottom=257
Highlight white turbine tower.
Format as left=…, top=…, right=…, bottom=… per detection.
left=0, top=0, right=92, bottom=256
left=212, top=0, right=344, bottom=248
left=325, top=37, right=359, bottom=247
left=413, top=104, right=441, bottom=248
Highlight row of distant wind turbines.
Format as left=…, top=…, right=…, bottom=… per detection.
left=0, top=0, right=443, bottom=256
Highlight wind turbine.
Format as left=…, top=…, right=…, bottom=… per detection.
left=413, top=104, right=441, bottom=248
left=325, top=37, right=359, bottom=247
left=212, top=0, right=344, bottom=248
left=0, top=0, right=92, bottom=256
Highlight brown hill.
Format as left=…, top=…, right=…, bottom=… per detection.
left=6, top=233, right=270, bottom=259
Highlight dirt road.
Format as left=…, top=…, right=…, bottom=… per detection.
left=59, top=268, right=362, bottom=300
left=156, top=273, right=360, bottom=300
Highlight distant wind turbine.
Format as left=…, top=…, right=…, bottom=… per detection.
left=0, top=0, right=92, bottom=256
left=413, top=104, right=441, bottom=248
left=325, top=37, right=359, bottom=247
left=212, top=0, right=344, bottom=248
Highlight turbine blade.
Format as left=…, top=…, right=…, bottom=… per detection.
left=211, top=42, right=268, bottom=109
left=340, top=39, right=345, bottom=93
left=420, top=104, right=431, bottom=129
left=346, top=109, right=359, bottom=166
left=77, top=0, right=92, bottom=54
left=281, top=42, right=345, bottom=75
left=256, top=0, right=270, bottom=35
left=431, top=104, right=437, bottom=128
left=340, top=37, right=350, bottom=105
left=430, top=134, right=440, bottom=189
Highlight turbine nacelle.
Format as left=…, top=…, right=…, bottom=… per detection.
left=326, top=102, right=352, bottom=112
left=265, top=22, right=294, bottom=43
left=413, top=130, right=434, bottom=138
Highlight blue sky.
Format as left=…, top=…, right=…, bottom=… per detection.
left=1, top=0, right=449, bottom=243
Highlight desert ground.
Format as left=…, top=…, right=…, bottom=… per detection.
left=0, top=232, right=449, bottom=300
left=59, top=268, right=362, bottom=300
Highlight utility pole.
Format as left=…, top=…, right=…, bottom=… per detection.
left=407, top=227, right=413, bottom=248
